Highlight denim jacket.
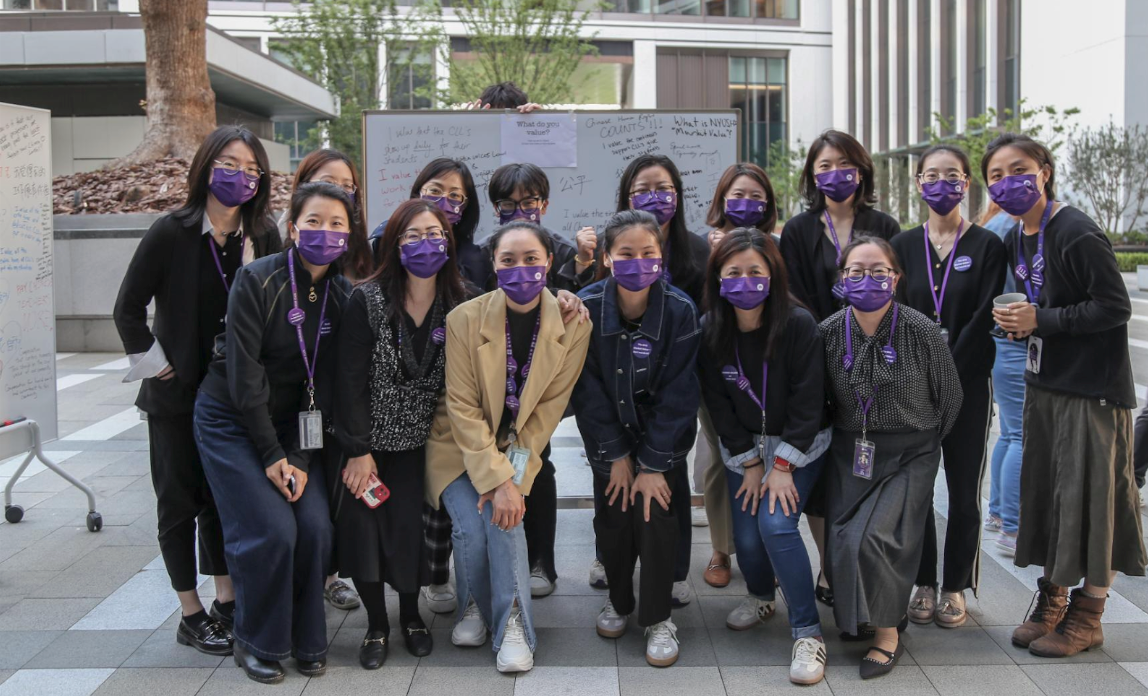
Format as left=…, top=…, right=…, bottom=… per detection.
left=572, top=277, right=702, bottom=474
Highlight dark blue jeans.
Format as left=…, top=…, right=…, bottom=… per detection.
left=193, top=392, right=332, bottom=662
left=726, top=454, right=826, bottom=640
left=592, top=462, right=692, bottom=582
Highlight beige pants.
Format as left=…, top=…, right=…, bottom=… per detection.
left=696, top=403, right=734, bottom=556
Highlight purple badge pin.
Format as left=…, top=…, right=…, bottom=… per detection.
left=287, top=308, right=306, bottom=326
left=632, top=339, right=652, bottom=359
left=506, top=378, right=516, bottom=393
left=832, top=281, right=846, bottom=300
left=736, top=375, right=751, bottom=392
left=882, top=345, right=898, bottom=364
left=1033, top=254, right=1045, bottom=272
left=1015, top=265, right=1029, bottom=281
left=320, top=319, right=332, bottom=336
left=953, top=256, right=972, bottom=272
left=721, top=365, right=739, bottom=383
left=507, top=357, right=518, bottom=376
left=505, top=395, right=520, bottom=412
left=842, top=353, right=854, bottom=371
left=522, top=362, right=531, bottom=377
left=431, top=327, right=446, bottom=345
left=1031, top=270, right=1044, bottom=286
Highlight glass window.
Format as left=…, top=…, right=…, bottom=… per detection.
left=730, top=55, right=787, bottom=166
left=707, top=0, right=751, bottom=18
left=610, top=0, right=652, bottom=10
left=388, top=45, right=434, bottom=110
left=2, top=0, right=33, bottom=8
left=655, top=0, right=700, bottom=16
left=274, top=121, right=318, bottom=173
left=36, top=0, right=65, bottom=8
left=755, top=0, right=797, bottom=19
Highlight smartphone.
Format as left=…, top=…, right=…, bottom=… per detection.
left=361, top=472, right=391, bottom=509
left=287, top=475, right=297, bottom=497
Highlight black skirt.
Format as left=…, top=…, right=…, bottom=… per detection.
left=332, top=446, right=430, bottom=590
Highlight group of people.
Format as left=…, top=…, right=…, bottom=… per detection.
left=113, top=84, right=1146, bottom=688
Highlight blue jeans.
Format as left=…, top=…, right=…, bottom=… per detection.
left=726, top=454, right=826, bottom=640
left=193, top=392, right=332, bottom=662
left=989, top=337, right=1026, bottom=534
left=440, top=473, right=536, bottom=652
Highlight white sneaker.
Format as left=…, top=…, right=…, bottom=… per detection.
left=529, top=563, right=555, bottom=598
left=422, top=583, right=457, bottom=614
left=451, top=599, right=488, bottom=647
left=670, top=580, right=691, bottom=607
left=691, top=507, right=709, bottom=527
left=645, top=619, right=679, bottom=667
left=983, top=514, right=1003, bottom=533
left=789, top=637, right=827, bottom=685
left=589, top=559, right=609, bottom=589
left=725, top=596, right=776, bottom=630
left=596, top=598, right=628, bottom=638
left=495, top=609, right=534, bottom=673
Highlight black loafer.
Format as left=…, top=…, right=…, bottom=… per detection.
left=209, top=600, right=235, bottom=632
left=815, top=572, right=834, bottom=607
left=233, top=642, right=285, bottom=684
left=176, top=614, right=233, bottom=656
left=296, top=656, right=327, bottom=677
left=359, top=630, right=389, bottom=670
left=402, top=619, right=434, bottom=657
left=859, top=641, right=905, bottom=680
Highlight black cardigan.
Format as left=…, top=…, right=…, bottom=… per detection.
left=891, top=223, right=1006, bottom=380
left=780, top=208, right=902, bottom=322
left=113, top=211, right=281, bottom=416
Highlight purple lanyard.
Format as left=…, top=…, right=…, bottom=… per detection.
left=855, top=386, right=878, bottom=434
left=504, top=312, right=542, bottom=419
left=734, top=345, right=767, bottom=412
left=843, top=303, right=899, bottom=371
left=207, top=233, right=244, bottom=293
left=823, top=211, right=850, bottom=263
left=923, top=220, right=964, bottom=325
left=1015, top=201, right=1054, bottom=303
left=286, top=249, right=330, bottom=403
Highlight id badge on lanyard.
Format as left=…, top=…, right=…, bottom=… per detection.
left=299, top=409, right=324, bottom=450
left=287, top=249, right=329, bottom=451
left=505, top=425, right=529, bottom=485
left=1026, top=336, right=1043, bottom=374
left=853, top=388, right=877, bottom=480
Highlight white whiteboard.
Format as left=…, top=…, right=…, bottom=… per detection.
left=0, top=102, right=57, bottom=459
left=362, top=109, right=740, bottom=241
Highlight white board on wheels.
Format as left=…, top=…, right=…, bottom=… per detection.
left=362, top=109, right=740, bottom=241
left=0, top=102, right=57, bottom=459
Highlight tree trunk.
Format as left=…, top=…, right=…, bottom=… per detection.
left=109, top=0, right=216, bottom=167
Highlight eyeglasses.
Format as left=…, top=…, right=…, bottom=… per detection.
left=422, top=184, right=467, bottom=205
left=842, top=266, right=895, bottom=282
left=495, top=197, right=544, bottom=215
left=917, top=172, right=966, bottom=185
left=629, top=185, right=675, bottom=198
left=317, top=176, right=357, bottom=195
left=400, top=228, right=446, bottom=245
left=214, top=159, right=263, bottom=182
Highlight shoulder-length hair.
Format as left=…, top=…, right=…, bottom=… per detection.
left=293, top=148, right=373, bottom=281
left=172, top=125, right=274, bottom=239
left=799, top=129, right=878, bottom=214
left=705, top=162, right=779, bottom=233
left=616, top=154, right=697, bottom=283
left=409, top=158, right=480, bottom=245
left=364, top=198, right=467, bottom=324
left=284, top=182, right=365, bottom=279
left=980, top=132, right=1057, bottom=201
left=703, top=227, right=793, bottom=364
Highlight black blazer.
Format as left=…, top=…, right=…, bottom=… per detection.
left=113, top=211, right=281, bottom=416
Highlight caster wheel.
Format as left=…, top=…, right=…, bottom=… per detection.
left=4, top=505, right=24, bottom=523
left=86, top=512, right=103, bottom=532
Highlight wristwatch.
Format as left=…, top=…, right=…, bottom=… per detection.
left=772, top=457, right=795, bottom=473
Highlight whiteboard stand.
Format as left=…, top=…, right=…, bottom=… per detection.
left=3, top=420, right=102, bottom=532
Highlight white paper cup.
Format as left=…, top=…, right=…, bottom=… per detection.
left=993, top=292, right=1027, bottom=310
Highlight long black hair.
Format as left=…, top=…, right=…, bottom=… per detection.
left=798, top=129, right=878, bottom=214
left=703, top=227, right=793, bottom=364
left=615, top=154, right=698, bottom=284
left=409, top=158, right=480, bottom=245
left=172, top=125, right=274, bottom=239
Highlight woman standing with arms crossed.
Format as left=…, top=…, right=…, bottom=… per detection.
left=821, top=237, right=962, bottom=679
left=890, top=145, right=1006, bottom=628
left=114, top=125, right=280, bottom=655
left=425, top=221, right=591, bottom=673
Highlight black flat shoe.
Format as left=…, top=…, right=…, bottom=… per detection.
left=209, top=600, right=235, bottom=632
left=402, top=619, right=434, bottom=657
left=815, top=571, right=834, bottom=607
left=839, top=615, right=910, bottom=642
left=359, top=630, right=389, bottom=670
left=176, top=614, right=233, bottom=656
left=296, top=656, right=327, bottom=677
left=859, top=641, right=905, bottom=680
left=233, top=643, right=285, bottom=684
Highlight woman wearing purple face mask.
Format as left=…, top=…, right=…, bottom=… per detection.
left=819, top=236, right=962, bottom=681
left=331, top=199, right=469, bottom=669
left=890, top=145, right=1006, bottom=630
left=570, top=210, right=700, bottom=668
left=193, top=182, right=361, bottom=683
left=697, top=228, right=832, bottom=686
left=425, top=221, right=591, bottom=675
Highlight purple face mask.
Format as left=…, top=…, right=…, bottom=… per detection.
left=988, top=174, right=1042, bottom=216
left=400, top=238, right=449, bottom=279
left=814, top=168, right=860, bottom=203
left=498, top=208, right=541, bottom=226
left=209, top=168, right=259, bottom=208
left=423, top=195, right=464, bottom=226
left=725, top=198, right=766, bottom=228
left=920, top=179, right=965, bottom=215
left=498, top=265, right=547, bottom=305
left=611, top=257, right=662, bottom=292
left=842, top=275, right=894, bottom=312
left=720, top=276, right=770, bottom=310
left=295, top=228, right=349, bottom=266
left=631, top=191, right=677, bottom=225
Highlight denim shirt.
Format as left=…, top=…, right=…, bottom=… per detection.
left=572, top=277, right=702, bottom=474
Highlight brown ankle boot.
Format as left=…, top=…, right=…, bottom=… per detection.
left=1011, top=577, right=1069, bottom=648
left=1028, top=589, right=1106, bottom=657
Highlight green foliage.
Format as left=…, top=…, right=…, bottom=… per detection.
left=765, top=137, right=805, bottom=221
left=1065, top=120, right=1148, bottom=236
left=1114, top=252, right=1148, bottom=272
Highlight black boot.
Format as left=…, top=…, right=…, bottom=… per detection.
left=296, top=656, right=327, bottom=677
left=402, top=618, right=434, bottom=657
left=175, top=611, right=232, bottom=656
left=359, top=630, right=389, bottom=670
left=233, top=642, right=285, bottom=684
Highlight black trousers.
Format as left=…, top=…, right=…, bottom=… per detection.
left=1134, top=401, right=1148, bottom=488
left=916, top=376, right=993, bottom=592
left=147, top=414, right=228, bottom=592
left=593, top=467, right=681, bottom=627
left=524, top=444, right=558, bottom=582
